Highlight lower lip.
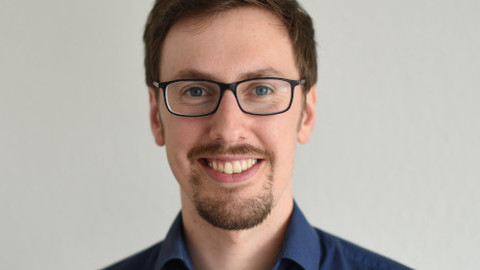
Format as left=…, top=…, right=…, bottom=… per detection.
left=200, top=160, right=262, bottom=184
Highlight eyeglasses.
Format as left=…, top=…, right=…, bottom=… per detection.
left=152, top=77, right=305, bottom=117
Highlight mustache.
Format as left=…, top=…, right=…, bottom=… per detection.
left=187, top=143, right=274, bottom=164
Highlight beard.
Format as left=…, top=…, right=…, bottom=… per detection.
left=187, top=143, right=275, bottom=231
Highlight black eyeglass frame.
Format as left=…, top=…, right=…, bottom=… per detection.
left=152, top=77, right=306, bottom=117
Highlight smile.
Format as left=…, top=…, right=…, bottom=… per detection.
left=205, top=159, right=258, bottom=174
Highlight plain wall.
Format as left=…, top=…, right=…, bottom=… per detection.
left=1, top=0, right=479, bottom=269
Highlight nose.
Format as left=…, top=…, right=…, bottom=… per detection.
left=208, top=90, right=248, bottom=144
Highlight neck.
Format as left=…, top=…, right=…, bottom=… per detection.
left=181, top=195, right=294, bottom=270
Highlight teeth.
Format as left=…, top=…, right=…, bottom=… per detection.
left=241, top=160, right=247, bottom=171
left=208, top=159, right=258, bottom=174
left=233, top=161, right=242, bottom=173
left=224, top=162, right=233, bottom=174
left=218, top=163, right=224, bottom=172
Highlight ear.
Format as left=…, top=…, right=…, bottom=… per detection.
left=149, top=87, right=165, bottom=146
left=297, top=86, right=317, bottom=144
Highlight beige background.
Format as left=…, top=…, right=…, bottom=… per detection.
left=1, top=0, right=479, bottom=269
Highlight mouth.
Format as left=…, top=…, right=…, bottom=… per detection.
left=203, top=158, right=258, bottom=175
left=188, top=143, right=270, bottom=184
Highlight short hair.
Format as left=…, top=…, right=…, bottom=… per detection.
left=144, top=0, right=317, bottom=93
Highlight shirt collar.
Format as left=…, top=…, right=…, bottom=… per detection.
left=154, top=213, right=193, bottom=270
left=276, top=202, right=321, bottom=270
left=154, top=202, right=321, bottom=270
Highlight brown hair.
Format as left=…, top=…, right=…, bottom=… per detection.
left=143, top=0, right=317, bottom=92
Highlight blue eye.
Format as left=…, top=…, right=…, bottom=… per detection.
left=187, top=87, right=204, bottom=96
left=254, top=86, right=273, bottom=96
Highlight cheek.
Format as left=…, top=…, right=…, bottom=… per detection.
left=256, top=114, right=299, bottom=164
left=256, top=118, right=297, bottom=198
left=161, top=102, right=204, bottom=149
left=163, top=117, right=205, bottom=181
left=268, top=102, right=303, bottom=169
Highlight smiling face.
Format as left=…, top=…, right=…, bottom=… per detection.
left=149, top=7, right=316, bottom=230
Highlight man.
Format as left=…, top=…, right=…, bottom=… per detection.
left=105, top=0, right=411, bottom=269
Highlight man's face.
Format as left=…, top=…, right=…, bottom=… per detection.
left=149, top=7, right=316, bottom=230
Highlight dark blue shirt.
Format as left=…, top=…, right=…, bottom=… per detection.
left=104, top=203, right=412, bottom=270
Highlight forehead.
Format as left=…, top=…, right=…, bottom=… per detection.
left=159, top=7, right=299, bottom=82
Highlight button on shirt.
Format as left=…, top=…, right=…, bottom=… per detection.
left=104, top=203, right=412, bottom=270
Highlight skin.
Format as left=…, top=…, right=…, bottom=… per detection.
left=148, top=7, right=316, bottom=270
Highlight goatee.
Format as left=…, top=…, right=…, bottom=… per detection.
left=188, top=143, right=275, bottom=230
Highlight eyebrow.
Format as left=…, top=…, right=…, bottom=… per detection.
left=171, top=67, right=287, bottom=82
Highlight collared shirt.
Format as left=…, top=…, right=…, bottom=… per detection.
left=104, top=203, right=412, bottom=270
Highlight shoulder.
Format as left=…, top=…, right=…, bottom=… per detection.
left=315, top=228, right=412, bottom=270
left=102, top=241, right=163, bottom=270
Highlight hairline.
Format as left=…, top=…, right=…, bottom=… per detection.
left=157, top=6, right=308, bottom=96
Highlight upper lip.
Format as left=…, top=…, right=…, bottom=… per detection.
left=201, top=156, right=262, bottom=161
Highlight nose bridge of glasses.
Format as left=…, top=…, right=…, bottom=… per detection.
left=218, top=82, right=239, bottom=94
left=215, top=81, right=240, bottom=106
left=216, top=81, right=242, bottom=108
